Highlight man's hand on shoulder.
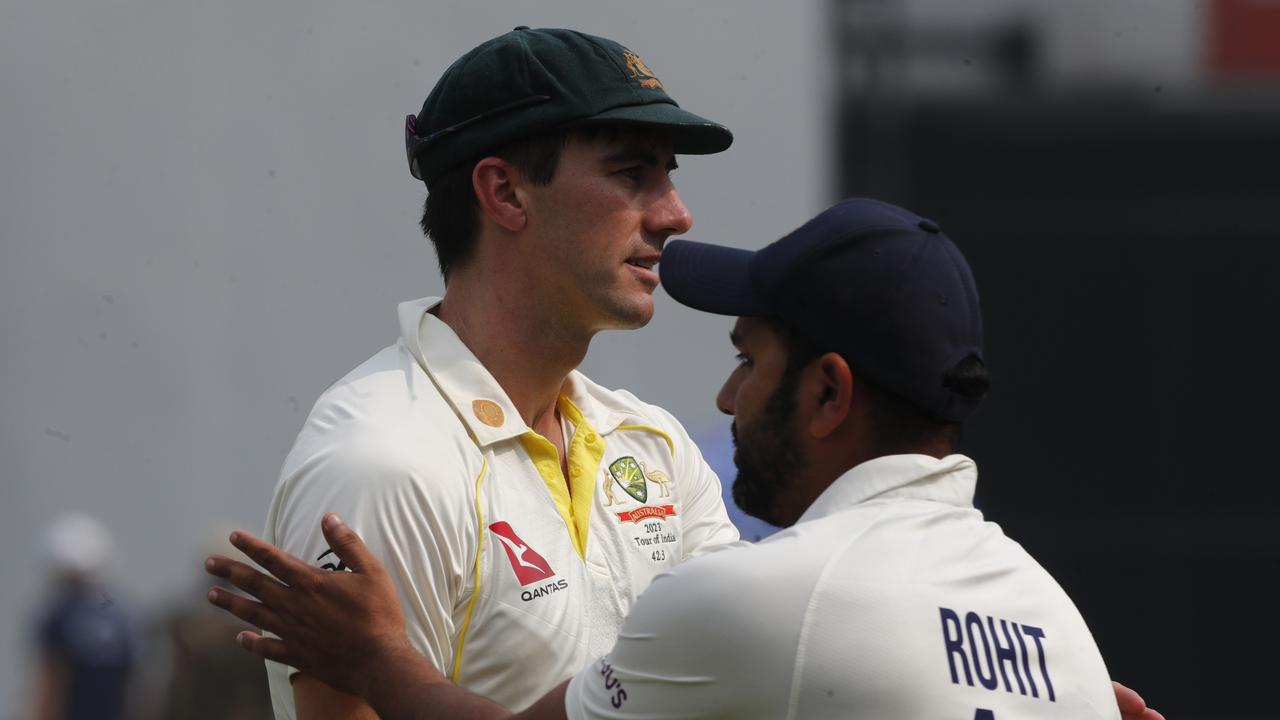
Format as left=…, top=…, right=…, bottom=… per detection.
left=205, top=513, right=416, bottom=699
left=205, top=514, right=563, bottom=720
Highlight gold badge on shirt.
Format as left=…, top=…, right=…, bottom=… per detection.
left=472, top=399, right=505, bottom=427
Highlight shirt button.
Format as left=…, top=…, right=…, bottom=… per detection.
left=585, top=431, right=598, bottom=444
left=570, top=465, right=582, bottom=478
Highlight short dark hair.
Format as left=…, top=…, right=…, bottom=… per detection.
left=419, top=124, right=664, bottom=281
left=776, top=325, right=989, bottom=454
left=419, top=131, right=566, bottom=281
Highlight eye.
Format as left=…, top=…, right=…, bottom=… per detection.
left=616, top=166, right=644, bottom=182
left=735, top=352, right=752, bottom=368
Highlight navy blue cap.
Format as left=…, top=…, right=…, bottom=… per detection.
left=660, top=198, right=985, bottom=421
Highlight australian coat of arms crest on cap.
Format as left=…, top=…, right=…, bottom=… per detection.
left=622, top=49, right=665, bottom=91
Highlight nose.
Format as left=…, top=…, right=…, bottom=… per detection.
left=646, top=185, right=693, bottom=239
left=716, top=367, right=741, bottom=415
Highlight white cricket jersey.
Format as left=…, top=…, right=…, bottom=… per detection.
left=565, top=454, right=1120, bottom=720
left=263, top=298, right=738, bottom=717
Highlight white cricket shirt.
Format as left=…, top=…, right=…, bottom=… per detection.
left=565, top=454, right=1120, bottom=719
left=263, top=298, right=738, bottom=717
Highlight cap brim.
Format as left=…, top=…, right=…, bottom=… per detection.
left=660, top=240, right=773, bottom=317
left=578, top=102, right=733, bottom=155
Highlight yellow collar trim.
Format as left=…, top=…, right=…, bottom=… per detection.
left=517, top=396, right=605, bottom=559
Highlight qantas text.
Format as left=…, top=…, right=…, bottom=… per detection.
left=521, top=578, right=569, bottom=603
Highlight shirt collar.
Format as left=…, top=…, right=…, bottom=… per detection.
left=557, top=371, right=648, bottom=436
left=398, top=297, right=526, bottom=446
left=796, top=454, right=978, bottom=524
left=397, top=297, right=643, bottom=447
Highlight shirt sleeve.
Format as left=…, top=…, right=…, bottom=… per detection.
left=649, top=406, right=740, bottom=558
left=264, top=425, right=479, bottom=677
left=562, top=551, right=793, bottom=720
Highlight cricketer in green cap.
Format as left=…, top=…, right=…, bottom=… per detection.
left=258, top=26, right=743, bottom=720
left=405, top=26, right=733, bottom=186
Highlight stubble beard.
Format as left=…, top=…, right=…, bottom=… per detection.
left=730, top=373, right=806, bottom=528
left=588, top=275, right=655, bottom=331
left=601, top=293, right=654, bottom=330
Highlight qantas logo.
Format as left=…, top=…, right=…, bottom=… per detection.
left=489, top=521, right=556, bottom=586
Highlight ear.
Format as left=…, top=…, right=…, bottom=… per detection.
left=472, top=157, right=527, bottom=233
left=808, top=352, right=853, bottom=439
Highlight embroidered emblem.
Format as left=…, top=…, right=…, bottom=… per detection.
left=640, top=460, right=672, bottom=498
left=472, top=399, right=505, bottom=427
left=602, top=471, right=618, bottom=506
left=616, top=504, right=677, bottom=523
left=607, top=456, right=648, bottom=503
left=623, top=49, right=665, bottom=91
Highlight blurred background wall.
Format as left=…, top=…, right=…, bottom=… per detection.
left=3, top=0, right=1276, bottom=717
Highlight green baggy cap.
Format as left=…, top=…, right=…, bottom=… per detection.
left=405, top=27, right=734, bottom=186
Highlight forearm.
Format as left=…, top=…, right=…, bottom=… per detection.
left=363, top=646, right=513, bottom=720
left=294, top=673, right=381, bottom=719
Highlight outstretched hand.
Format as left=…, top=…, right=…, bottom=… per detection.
left=203, top=513, right=418, bottom=698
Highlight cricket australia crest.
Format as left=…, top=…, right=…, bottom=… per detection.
left=607, top=456, right=648, bottom=503
left=604, top=457, right=674, bottom=507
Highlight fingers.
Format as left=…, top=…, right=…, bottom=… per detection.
left=1112, top=681, right=1164, bottom=720
left=234, top=630, right=295, bottom=666
left=321, top=513, right=382, bottom=576
left=205, top=555, right=290, bottom=605
left=1112, top=681, right=1145, bottom=715
left=226, top=530, right=314, bottom=587
left=206, top=586, right=286, bottom=637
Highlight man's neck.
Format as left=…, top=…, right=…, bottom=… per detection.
left=435, top=276, right=591, bottom=430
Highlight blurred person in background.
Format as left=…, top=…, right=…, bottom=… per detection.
left=28, top=513, right=135, bottom=720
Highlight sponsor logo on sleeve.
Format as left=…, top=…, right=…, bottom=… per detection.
left=597, top=657, right=629, bottom=709
left=315, top=548, right=349, bottom=572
